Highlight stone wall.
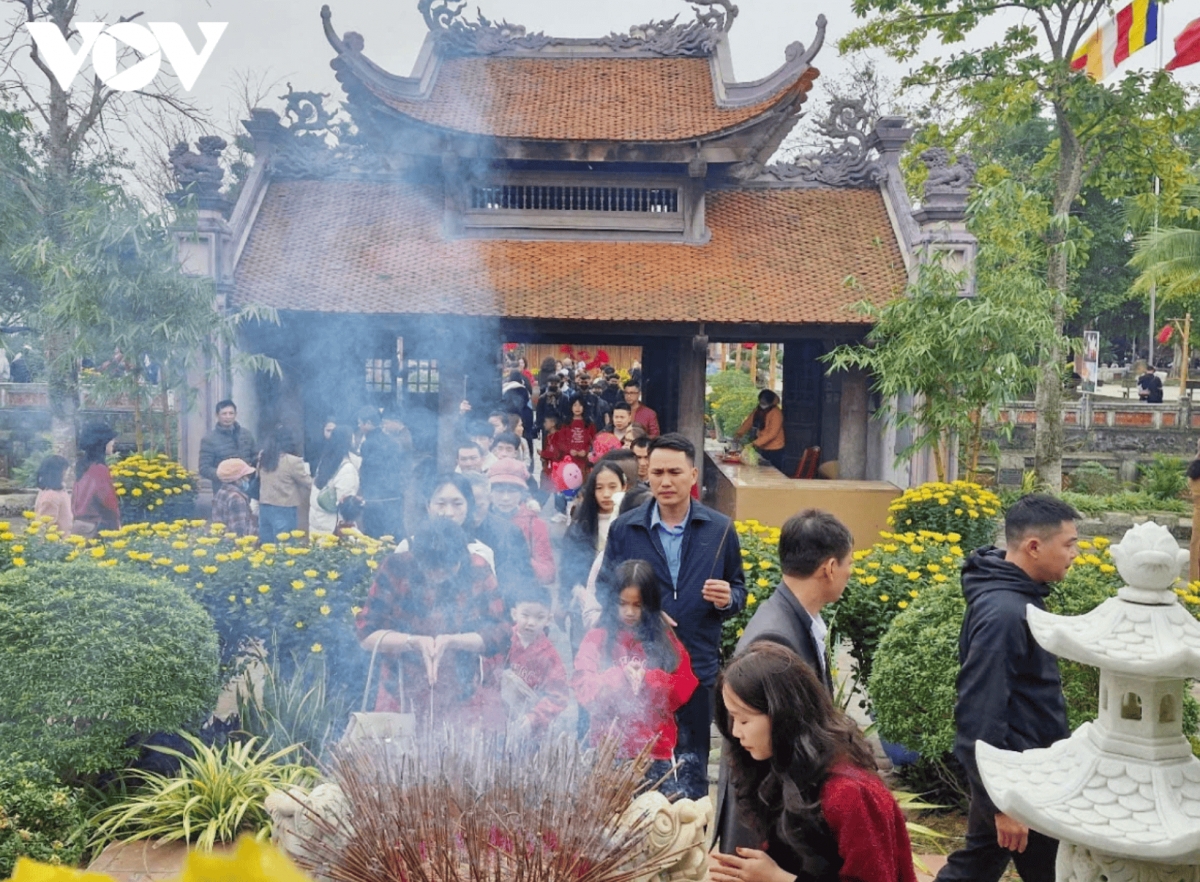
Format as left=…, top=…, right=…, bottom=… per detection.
left=983, top=401, right=1198, bottom=485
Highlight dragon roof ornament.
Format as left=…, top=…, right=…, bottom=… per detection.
left=414, top=0, right=738, bottom=57
left=756, top=98, right=886, bottom=188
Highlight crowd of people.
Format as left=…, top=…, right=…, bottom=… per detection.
left=35, top=349, right=1100, bottom=882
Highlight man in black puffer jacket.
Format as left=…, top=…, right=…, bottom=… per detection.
left=936, top=494, right=1079, bottom=882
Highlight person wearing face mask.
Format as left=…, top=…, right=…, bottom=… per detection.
left=356, top=517, right=509, bottom=725
left=210, top=458, right=257, bottom=538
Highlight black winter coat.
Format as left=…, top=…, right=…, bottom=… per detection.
left=198, top=422, right=258, bottom=485
left=954, top=547, right=1070, bottom=815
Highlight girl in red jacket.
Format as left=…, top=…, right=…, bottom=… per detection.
left=573, top=559, right=697, bottom=792
left=711, top=642, right=917, bottom=882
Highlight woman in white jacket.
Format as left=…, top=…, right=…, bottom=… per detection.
left=309, top=425, right=359, bottom=535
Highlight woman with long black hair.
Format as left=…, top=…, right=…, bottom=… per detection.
left=560, top=460, right=626, bottom=597
left=712, top=642, right=916, bottom=882
left=309, top=424, right=358, bottom=535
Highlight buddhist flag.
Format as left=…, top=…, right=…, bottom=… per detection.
left=1071, top=0, right=1159, bottom=81
left=1166, top=17, right=1200, bottom=70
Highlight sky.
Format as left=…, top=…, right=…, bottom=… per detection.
left=2, top=0, right=1198, bottom=174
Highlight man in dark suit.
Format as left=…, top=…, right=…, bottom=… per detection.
left=713, top=509, right=854, bottom=852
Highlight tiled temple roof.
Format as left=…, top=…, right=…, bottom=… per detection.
left=233, top=179, right=907, bottom=324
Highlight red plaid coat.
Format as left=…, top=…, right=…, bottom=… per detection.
left=355, top=551, right=508, bottom=721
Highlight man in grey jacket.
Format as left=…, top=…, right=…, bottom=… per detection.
left=198, top=399, right=257, bottom=487
left=713, top=508, right=854, bottom=852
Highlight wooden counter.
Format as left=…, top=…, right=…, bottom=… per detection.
left=706, top=453, right=901, bottom=550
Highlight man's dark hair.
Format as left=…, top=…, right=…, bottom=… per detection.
left=355, top=405, right=380, bottom=426
left=598, top=448, right=638, bottom=487
left=630, top=436, right=651, bottom=452
left=647, top=432, right=695, bottom=464
left=612, top=401, right=632, bottom=414
left=778, top=510, right=854, bottom=578
left=758, top=389, right=779, bottom=407
left=622, top=379, right=640, bottom=391
left=456, top=439, right=482, bottom=456
left=215, top=399, right=236, bottom=414
left=493, top=431, right=521, bottom=450
left=1005, top=493, right=1080, bottom=545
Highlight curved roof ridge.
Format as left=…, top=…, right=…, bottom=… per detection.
left=321, top=4, right=824, bottom=107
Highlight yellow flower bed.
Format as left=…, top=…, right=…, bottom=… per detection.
left=9, top=837, right=310, bottom=882
left=831, top=529, right=967, bottom=692
left=724, top=519, right=780, bottom=657
left=885, top=480, right=1002, bottom=551
left=109, top=453, right=197, bottom=522
left=0, top=514, right=387, bottom=675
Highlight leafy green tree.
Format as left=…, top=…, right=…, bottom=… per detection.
left=844, top=0, right=1195, bottom=489
left=1131, top=182, right=1200, bottom=315
left=824, top=229, right=1057, bottom=481
left=11, top=181, right=278, bottom=454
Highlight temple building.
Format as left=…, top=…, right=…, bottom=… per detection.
left=173, top=0, right=976, bottom=486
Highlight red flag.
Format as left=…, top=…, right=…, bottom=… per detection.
left=1166, top=16, right=1200, bottom=70
left=1157, top=324, right=1174, bottom=345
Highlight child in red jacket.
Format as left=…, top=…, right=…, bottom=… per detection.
left=573, top=559, right=697, bottom=792
left=480, top=582, right=569, bottom=740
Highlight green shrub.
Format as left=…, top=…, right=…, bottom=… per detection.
left=1060, top=490, right=1189, bottom=516
left=1067, top=461, right=1121, bottom=495
left=886, top=481, right=1003, bottom=551
left=707, top=370, right=761, bottom=439
left=868, top=541, right=1191, bottom=765
left=830, top=530, right=965, bottom=696
left=1141, top=453, right=1188, bottom=501
left=0, top=562, right=221, bottom=781
left=89, top=733, right=315, bottom=851
left=0, top=760, right=85, bottom=877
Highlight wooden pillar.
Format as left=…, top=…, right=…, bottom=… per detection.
left=838, top=368, right=870, bottom=480
left=768, top=344, right=777, bottom=391
left=437, top=356, right=465, bottom=472
left=734, top=345, right=742, bottom=372
left=748, top=343, right=758, bottom=386
left=679, top=336, right=707, bottom=489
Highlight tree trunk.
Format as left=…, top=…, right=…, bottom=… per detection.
left=161, top=369, right=173, bottom=460
left=1033, top=102, right=1086, bottom=492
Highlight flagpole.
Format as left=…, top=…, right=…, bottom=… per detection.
left=1148, top=0, right=1164, bottom=368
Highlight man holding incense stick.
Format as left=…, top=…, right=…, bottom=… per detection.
left=601, top=433, right=746, bottom=799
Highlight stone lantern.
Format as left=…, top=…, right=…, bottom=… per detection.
left=976, top=522, right=1200, bottom=880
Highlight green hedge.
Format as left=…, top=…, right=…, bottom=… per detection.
left=0, top=760, right=84, bottom=877
left=0, top=562, right=220, bottom=781
left=868, top=544, right=1195, bottom=767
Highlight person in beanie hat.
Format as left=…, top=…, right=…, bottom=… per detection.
left=488, top=458, right=556, bottom=588
left=72, top=420, right=120, bottom=536
left=211, top=458, right=257, bottom=538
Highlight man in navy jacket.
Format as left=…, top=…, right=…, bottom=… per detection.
left=601, top=433, right=746, bottom=799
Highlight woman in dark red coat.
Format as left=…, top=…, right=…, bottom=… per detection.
left=711, top=642, right=917, bottom=882
left=72, top=421, right=120, bottom=535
